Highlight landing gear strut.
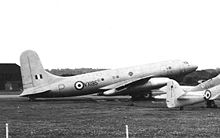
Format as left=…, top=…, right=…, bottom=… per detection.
left=179, top=107, right=184, bottom=110
left=206, top=100, right=217, bottom=108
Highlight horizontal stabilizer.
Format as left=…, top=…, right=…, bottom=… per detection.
left=19, top=85, right=51, bottom=97
left=154, top=94, right=167, bottom=99
left=20, top=50, right=63, bottom=98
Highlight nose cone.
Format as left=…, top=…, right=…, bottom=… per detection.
left=186, top=64, right=198, bottom=73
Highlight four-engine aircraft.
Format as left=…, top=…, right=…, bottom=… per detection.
left=19, top=50, right=197, bottom=100
left=165, top=79, right=220, bottom=110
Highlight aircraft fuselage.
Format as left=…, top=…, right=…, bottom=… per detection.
left=30, top=60, right=196, bottom=98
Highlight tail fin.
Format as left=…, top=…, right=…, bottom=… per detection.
left=20, top=50, right=61, bottom=90
left=166, top=80, right=185, bottom=108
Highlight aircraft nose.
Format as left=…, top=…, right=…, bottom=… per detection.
left=187, top=64, right=198, bottom=72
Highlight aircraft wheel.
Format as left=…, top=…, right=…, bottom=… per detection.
left=179, top=107, right=184, bottom=110
left=131, top=92, right=155, bottom=101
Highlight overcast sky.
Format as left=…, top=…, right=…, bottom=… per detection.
left=0, top=0, right=220, bottom=70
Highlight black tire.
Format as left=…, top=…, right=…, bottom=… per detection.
left=179, top=107, right=184, bottom=110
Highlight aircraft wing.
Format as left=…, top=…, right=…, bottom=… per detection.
left=19, top=85, right=51, bottom=97
left=100, top=75, right=154, bottom=95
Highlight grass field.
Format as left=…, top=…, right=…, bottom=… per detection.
left=0, top=96, right=220, bottom=138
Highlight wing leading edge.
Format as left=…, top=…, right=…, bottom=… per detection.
left=100, top=75, right=154, bottom=95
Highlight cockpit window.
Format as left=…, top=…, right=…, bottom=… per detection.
left=183, top=61, right=189, bottom=64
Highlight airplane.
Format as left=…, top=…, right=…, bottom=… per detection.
left=165, top=79, right=220, bottom=110
left=19, top=50, right=198, bottom=100
left=155, top=74, right=220, bottom=107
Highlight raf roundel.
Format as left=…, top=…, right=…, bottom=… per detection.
left=204, top=90, right=212, bottom=100
left=74, top=81, right=84, bottom=90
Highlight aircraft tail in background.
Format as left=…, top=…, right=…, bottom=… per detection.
left=166, top=80, right=186, bottom=108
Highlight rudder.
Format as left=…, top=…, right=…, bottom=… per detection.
left=20, top=50, right=61, bottom=90
left=166, top=80, right=185, bottom=108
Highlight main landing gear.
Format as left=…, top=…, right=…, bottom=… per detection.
left=206, top=100, right=218, bottom=108
left=131, top=92, right=155, bottom=101
left=179, top=107, right=184, bottom=110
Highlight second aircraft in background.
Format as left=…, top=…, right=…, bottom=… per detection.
left=155, top=74, right=220, bottom=109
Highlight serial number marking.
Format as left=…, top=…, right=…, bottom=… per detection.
left=84, top=80, right=99, bottom=87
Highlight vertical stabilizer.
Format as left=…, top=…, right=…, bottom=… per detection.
left=166, top=80, right=185, bottom=108
left=20, top=50, right=61, bottom=90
